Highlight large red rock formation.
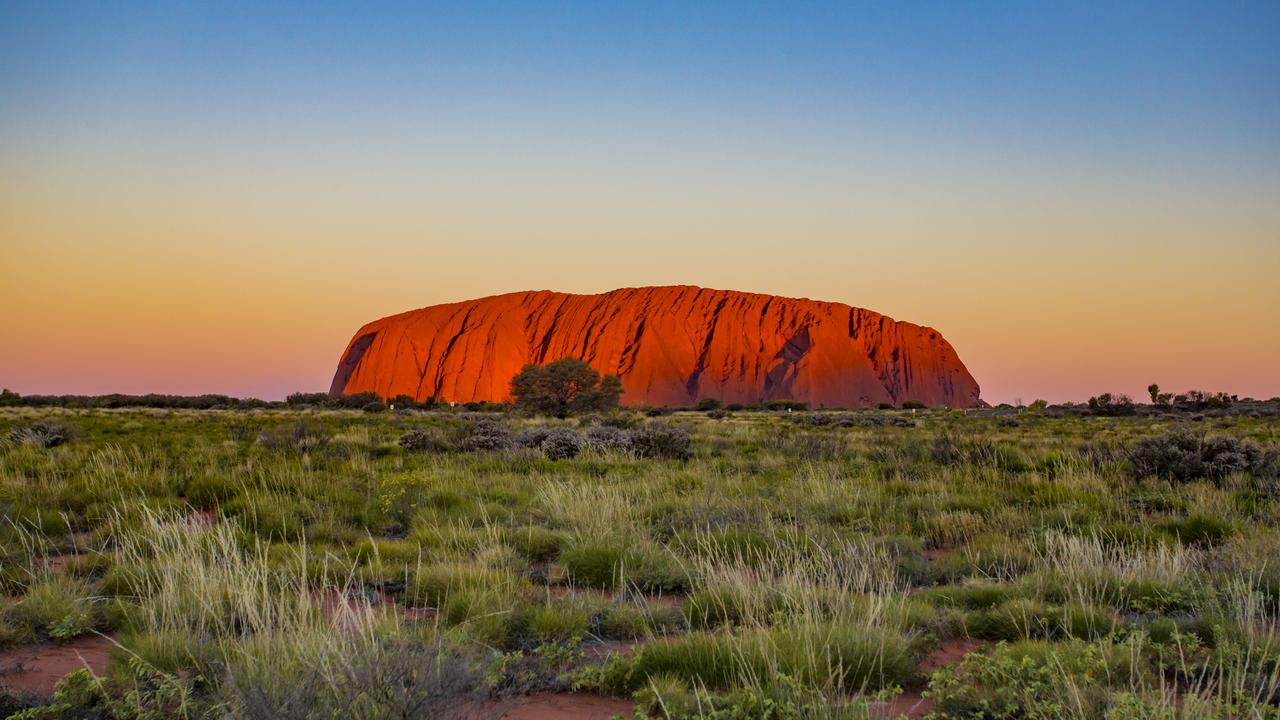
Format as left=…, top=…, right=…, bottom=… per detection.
left=331, top=286, right=981, bottom=408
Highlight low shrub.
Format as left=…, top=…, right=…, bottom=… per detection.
left=513, top=427, right=552, bottom=448
left=540, top=428, right=582, bottom=461
left=927, top=639, right=1146, bottom=718
left=8, top=422, right=75, bottom=448
left=256, top=422, right=328, bottom=453
left=583, top=425, right=632, bottom=452
left=459, top=419, right=513, bottom=452
left=398, top=427, right=453, bottom=453
left=630, top=423, right=693, bottom=460
left=1129, top=429, right=1275, bottom=482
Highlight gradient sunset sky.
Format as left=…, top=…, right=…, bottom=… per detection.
left=2, top=1, right=1278, bottom=404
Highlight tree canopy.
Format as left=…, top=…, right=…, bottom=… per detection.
left=509, top=358, right=622, bottom=417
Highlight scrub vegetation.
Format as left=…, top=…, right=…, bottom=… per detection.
left=2, top=400, right=1279, bottom=718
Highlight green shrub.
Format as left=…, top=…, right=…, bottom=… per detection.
left=927, top=639, right=1147, bottom=719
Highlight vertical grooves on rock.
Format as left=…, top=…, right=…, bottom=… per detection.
left=332, top=286, right=981, bottom=408
left=684, top=295, right=730, bottom=401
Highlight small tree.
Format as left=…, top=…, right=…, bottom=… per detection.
left=510, top=358, right=622, bottom=417
left=1147, top=384, right=1173, bottom=407
left=1086, top=393, right=1135, bottom=416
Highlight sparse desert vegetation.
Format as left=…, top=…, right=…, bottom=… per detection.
left=2, top=400, right=1280, bottom=718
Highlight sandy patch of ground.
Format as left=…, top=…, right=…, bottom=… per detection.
left=479, top=693, right=635, bottom=719
left=0, top=634, right=116, bottom=696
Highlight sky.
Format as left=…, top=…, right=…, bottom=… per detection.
left=1, top=1, right=1278, bottom=404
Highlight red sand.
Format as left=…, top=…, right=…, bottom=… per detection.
left=870, top=691, right=935, bottom=719
left=332, top=286, right=981, bottom=408
left=482, top=693, right=636, bottom=719
left=919, top=638, right=987, bottom=675
left=0, top=634, right=115, bottom=696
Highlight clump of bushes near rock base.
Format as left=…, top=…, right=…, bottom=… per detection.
left=398, top=427, right=452, bottom=453
left=396, top=419, right=692, bottom=461
left=539, top=428, right=582, bottom=460
left=629, top=423, right=693, bottom=460
left=583, top=425, right=632, bottom=452
left=458, top=419, right=513, bottom=452
left=791, top=413, right=915, bottom=428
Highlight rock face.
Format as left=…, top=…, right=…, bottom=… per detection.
left=331, top=286, right=981, bottom=408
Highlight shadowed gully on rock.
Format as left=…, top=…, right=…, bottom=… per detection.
left=331, top=286, right=981, bottom=408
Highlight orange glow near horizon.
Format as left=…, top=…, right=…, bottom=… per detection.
left=3, top=159, right=1278, bottom=405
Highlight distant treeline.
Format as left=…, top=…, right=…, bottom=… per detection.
left=0, top=388, right=818, bottom=413
left=0, top=388, right=501, bottom=412
left=0, top=389, right=276, bottom=410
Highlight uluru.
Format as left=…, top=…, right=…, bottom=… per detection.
left=330, top=286, right=981, bottom=408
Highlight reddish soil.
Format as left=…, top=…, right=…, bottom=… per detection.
left=870, top=691, right=935, bottom=719
left=314, top=588, right=441, bottom=627
left=0, top=634, right=116, bottom=696
left=482, top=693, right=635, bottom=719
left=919, top=638, right=987, bottom=674
left=582, top=639, right=640, bottom=660
left=44, top=555, right=73, bottom=575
